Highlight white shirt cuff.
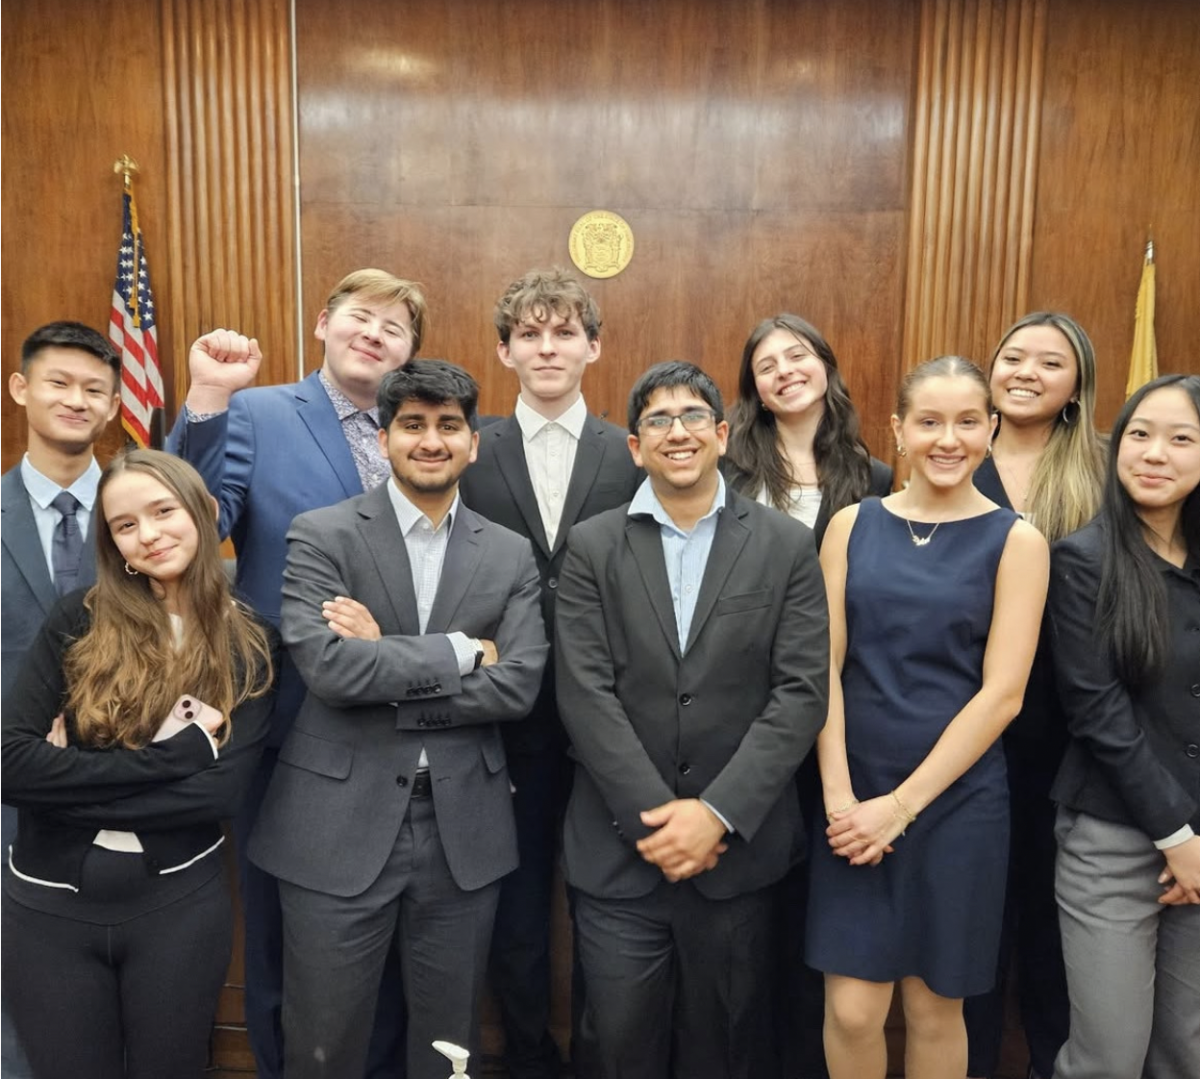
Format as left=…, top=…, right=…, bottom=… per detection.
left=447, top=632, right=479, bottom=677
left=1154, top=824, right=1196, bottom=850
left=701, top=799, right=734, bottom=835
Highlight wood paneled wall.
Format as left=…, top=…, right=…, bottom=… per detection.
left=902, top=0, right=1047, bottom=371
left=294, top=0, right=918, bottom=457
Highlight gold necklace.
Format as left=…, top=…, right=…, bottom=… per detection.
left=902, top=516, right=940, bottom=547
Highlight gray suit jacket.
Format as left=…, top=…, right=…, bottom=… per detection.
left=555, top=487, right=830, bottom=901
left=247, top=482, right=548, bottom=898
left=1, top=467, right=97, bottom=699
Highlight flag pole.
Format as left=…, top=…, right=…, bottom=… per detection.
left=113, top=156, right=142, bottom=327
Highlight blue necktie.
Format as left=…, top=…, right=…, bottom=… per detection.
left=51, top=491, right=84, bottom=596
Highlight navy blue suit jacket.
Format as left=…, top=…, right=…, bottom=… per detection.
left=167, top=370, right=364, bottom=742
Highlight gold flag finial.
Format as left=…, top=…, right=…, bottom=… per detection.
left=112, top=154, right=139, bottom=188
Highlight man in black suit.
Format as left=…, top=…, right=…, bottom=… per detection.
left=555, top=362, right=829, bottom=1079
left=458, top=268, right=641, bottom=1079
left=2, top=321, right=121, bottom=1078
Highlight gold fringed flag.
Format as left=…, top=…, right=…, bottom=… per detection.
left=108, top=162, right=165, bottom=447
left=1125, top=239, right=1158, bottom=399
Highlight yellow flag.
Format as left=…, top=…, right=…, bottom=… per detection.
left=1126, top=240, right=1157, bottom=399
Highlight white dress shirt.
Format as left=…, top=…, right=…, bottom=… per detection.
left=515, top=394, right=588, bottom=549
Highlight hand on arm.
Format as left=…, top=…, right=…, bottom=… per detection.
left=184, top=328, right=262, bottom=414
left=636, top=799, right=729, bottom=881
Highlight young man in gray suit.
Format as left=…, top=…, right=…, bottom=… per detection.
left=2, top=321, right=121, bottom=1078
left=458, top=268, right=641, bottom=1079
left=249, top=361, right=549, bottom=1079
left=555, top=362, right=830, bottom=1079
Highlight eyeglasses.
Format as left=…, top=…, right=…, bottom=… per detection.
left=637, top=408, right=717, bottom=434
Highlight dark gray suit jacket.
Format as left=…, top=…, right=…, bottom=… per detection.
left=555, top=487, right=830, bottom=901
left=247, top=483, right=549, bottom=898
left=1, top=467, right=97, bottom=699
left=458, top=412, right=642, bottom=754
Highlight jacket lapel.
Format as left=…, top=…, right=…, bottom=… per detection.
left=625, top=514, right=682, bottom=662
left=295, top=371, right=364, bottom=499
left=426, top=504, right=485, bottom=633
left=357, top=485, right=420, bottom=634
left=2, top=471, right=58, bottom=612
left=552, top=417, right=606, bottom=558
left=685, top=493, right=751, bottom=652
left=491, top=418, right=551, bottom=558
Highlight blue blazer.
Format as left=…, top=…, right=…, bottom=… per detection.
left=167, top=370, right=364, bottom=741
left=1, top=467, right=97, bottom=699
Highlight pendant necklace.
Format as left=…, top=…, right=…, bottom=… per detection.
left=903, top=516, right=940, bottom=547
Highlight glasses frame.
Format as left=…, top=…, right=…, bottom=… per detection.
left=636, top=408, right=718, bottom=435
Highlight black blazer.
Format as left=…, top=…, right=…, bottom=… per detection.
left=1, top=592, right=278, bottom=888
left=1049, top=515, right=1200, bottom=839
left=458, top=411, right=642, bottom=754
left=555, top=487, right=830, bottom=900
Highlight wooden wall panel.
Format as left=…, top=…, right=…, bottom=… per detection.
left=1, top=0, right=169, bottom=471
left=295, top=0, right=918, bottom=467
left=901, top=0, right=1048, bottom=372
left=162, top=0, right=298, bottom=392
left=1029, top=0, right=1200, bottom=427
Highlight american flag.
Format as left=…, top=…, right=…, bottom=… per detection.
left=109, top=186, right=164, bottom=447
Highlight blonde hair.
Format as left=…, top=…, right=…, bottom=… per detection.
left=65, top=450, right=274, bottom=748
left=989, top=312, right=1105, bottom=543
left=325, top=269, right=428, bottom=354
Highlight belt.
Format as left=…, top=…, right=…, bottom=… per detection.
left=410, top=769, right=433, bottom=799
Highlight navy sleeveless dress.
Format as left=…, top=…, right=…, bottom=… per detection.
left=806, top=497, right=1018, bottom=998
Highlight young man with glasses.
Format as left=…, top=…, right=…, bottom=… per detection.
left=553, top=361, right=830, bottom=1079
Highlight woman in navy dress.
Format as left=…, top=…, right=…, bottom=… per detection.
left=807, top=357, right=1048, bottom=1079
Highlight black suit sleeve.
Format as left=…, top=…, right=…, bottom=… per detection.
left=1, top=598, right=220, bottom=808
left=1049, top=536, right=1195, bottom=840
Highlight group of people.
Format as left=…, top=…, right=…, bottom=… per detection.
left=1, top=266, right=1196, bottom=1079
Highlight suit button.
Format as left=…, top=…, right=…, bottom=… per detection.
left=548, top=577, right=558, bottom=590
left=680, top=762, right=691, bottom=775
left=434, top=683, right=442, bottom=693
left=396, top=775, right=408, bottom=786
left=1186, top=744, right=1199, bottom=759
left=679, top=694, right=692, bottom=706
left=1192, top=685, right=1200, bottom=698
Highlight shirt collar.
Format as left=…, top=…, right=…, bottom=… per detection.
left=386, top=476, right=459, bottom=538
left=21, top=455, right=102, bottom=512
left=628, top=472, right=726, bottom=536
left=320, top=369, right=380, bottom=425
left=514, top=394, right=587, bottom=442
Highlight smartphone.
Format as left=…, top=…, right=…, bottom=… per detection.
left=171, top=695, right=224, bottom=734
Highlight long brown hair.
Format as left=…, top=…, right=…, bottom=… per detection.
left=64, top=450, right=273, bottom=748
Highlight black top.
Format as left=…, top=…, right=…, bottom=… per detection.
left=972, top=455, right=1065, bottom=745
left=1, top=590, right=279, bottom=888
left=1049, top=515, right=1200, bottom=839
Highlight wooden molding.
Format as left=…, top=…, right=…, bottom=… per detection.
left=902, top=0, right=1047, bottom=370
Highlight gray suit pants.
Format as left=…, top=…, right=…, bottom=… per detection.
left=1054, top=808, right=1200, bottom=1079
left=279, top=796, right=499, bottom=1079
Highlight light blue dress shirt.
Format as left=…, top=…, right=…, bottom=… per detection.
left=20, top=455, right=102, bottom=576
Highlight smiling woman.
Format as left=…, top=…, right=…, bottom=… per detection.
left=0, top=448, right=277, bottom=1079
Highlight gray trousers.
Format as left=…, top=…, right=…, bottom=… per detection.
left=1053, top=808, right=1200, bottom=1079
left=278, top=795, right=499, bottom=1079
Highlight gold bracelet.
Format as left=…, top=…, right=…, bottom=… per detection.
left=890, top=789, right=917, bottom=834
left=826, top=799, right=858, bottom=823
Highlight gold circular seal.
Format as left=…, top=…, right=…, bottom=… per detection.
left=568, top=210, right=635, bottom=279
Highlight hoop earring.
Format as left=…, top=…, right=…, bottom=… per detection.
left=1061, top=399, right=1079, bottom=426
left=896, top=445, right=907, bottom=457
left=124, top=561, right=139, bottom=576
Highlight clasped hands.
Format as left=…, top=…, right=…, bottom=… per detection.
left=825, top=794, right=902, bottom=867
left=636, top=799, right=728, bottom=883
